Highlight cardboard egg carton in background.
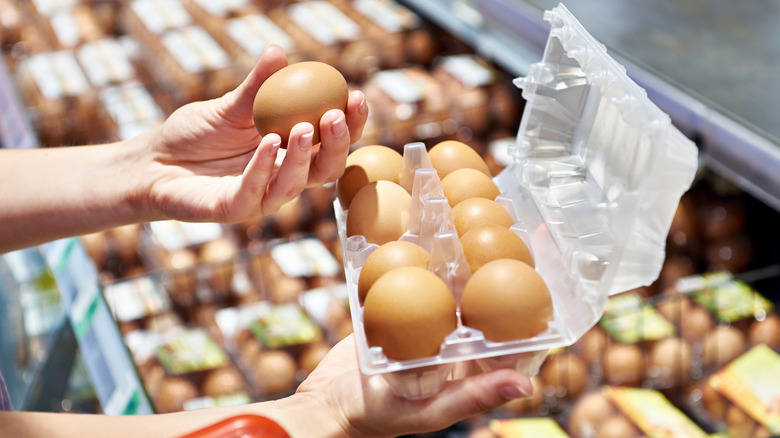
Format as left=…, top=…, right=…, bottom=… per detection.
left=335, top=4, right=698, bottom=400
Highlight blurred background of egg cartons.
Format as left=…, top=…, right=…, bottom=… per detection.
left=2, top=0, right=780, bottom=436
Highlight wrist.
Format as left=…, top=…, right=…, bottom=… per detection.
left=258, top=393, right=351, bottom=438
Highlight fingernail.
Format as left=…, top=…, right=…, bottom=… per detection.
left=298, top=129, right=314, bottom=151
left=353, top=90, right=367, bottom=114
left=499, top=384, right=531, bottom=400
left=269, top=139, right=281, bottom=155
left=331, top=114, right=346, bottom=136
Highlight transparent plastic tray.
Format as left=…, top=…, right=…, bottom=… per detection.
left=336, top=3, right=699, bottom=399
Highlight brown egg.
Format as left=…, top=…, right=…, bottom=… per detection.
left=200, top=237, right=238, bottom=292
left=700, top=380, right=727, bottom=421
left=702, top=325, right=746, bottom=368
left=337, top=145, right=404, bottom=209
left=568, top=390, right=615, bottom=438
left=299, top=341, right=332, bottom=375
left=573, top=326, right=609, bottom=366
left=726, top=405, right=756, bottom=438
left=541, top=353, right=588, bottom=398
left=202, top=367, right=246, bottom=398
left=460, top=224, right=534, bottom=274
left=80, top=231, right=109, bottom=267
left=357, top=241, right=430, bottom=304
left=655, top=291, right=692, bottom=325
left=363, top=266, right=457, bottom=361
left=648, top=337, right=692, bottom=386
left=680, top=305, right=714, bottom=343
left=595, top=414, right=640, bottom=438
left=427, top=140, right=491, bottom=179
left=253, top=61, right=348, bottom=146
left=441, top=169, right=500, bottom=207
left=603, top=343, right=645, bottom=386
left=253, top=350, right=298, bottom=395
left=452, top=197, right=514, bottom=237
left=112, top=223, right=141, bottom=263
left=346, top=180, right=411, bottom=245
left=749, top=314, right=780, bottom=348
left=461, top=259, right=552, bottom=342
left=273, top=196, right=305, bottom=236
left=154, top=377, right=198, bottom=413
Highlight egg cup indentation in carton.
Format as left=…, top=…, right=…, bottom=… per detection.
left=336, top=3, right=699, bottom=400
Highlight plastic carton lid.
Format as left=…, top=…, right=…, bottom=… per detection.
left=502, top=3, right=698, bottom=298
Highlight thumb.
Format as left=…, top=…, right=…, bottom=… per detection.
left=223, top=45, right=288, bottom=119
left=419, top=369, right=532, bottom=429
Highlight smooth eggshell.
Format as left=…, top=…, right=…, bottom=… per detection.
left=253, top=61, right=348, bottom=146
left=460, top=224, right=534, bottom=274
left=680, top=305, right=714, bottom=343
left=337, top=145, right=404, bottom=209
left=648, top=337, right=692, bottom=385
left=603, top=343, right=645, bottom=386
left=702, top=325, right=746, bottom=368
left=568, top=391, right=615, bottom=438
left=346, top=180, right=411, bottom=245
left=452, top=197, right=514, bottom=237
left=357, top=241, right=430, bottom=304
left=461, top=259, right=552, bottom=342
left=441, top=168, right=500, bottom=207
left=154, top=377, right=198, bottom=413
left=541, top=353, right=588, bottom=398
left=253, top=350, right=298, bottom=395
left=202, top=367, right=246, bottom=398
left=749, top=314, right=780, bottom=348
left=363, top=266, right=457, bottom=361
left=428, top=140, right=491, bottom=179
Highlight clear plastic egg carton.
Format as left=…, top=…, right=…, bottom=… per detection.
left=335, top=3, right=699, bottom=400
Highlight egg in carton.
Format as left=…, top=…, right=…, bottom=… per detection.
left=182, top=0, right=260, bottom=38
left=102, top=273, right=174, bottom=335
left=15, top=49, right=99, bottom=146
left=268, top=0, right=381, bottom=82
left=125, top=325, right=253, bottom=413
left=0, top=0, right=25, bottom=48
left=334, top=4, right=698, bottom=400
left=681, top=345, right=780, bottom=437
left=97, top=79, right=165, bottom=142
left=213, top=12, right=307, bottom=79
left=336, top=0, right=437, bottom=69
left=361, top=67, right=450, bottom=150
left=40, top=4, right=105, bottom=51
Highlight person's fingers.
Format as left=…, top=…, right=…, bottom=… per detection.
left=309, top=109, right=350, bottom=185
left=222, top=45, right=288, bottom=121
left=411, top=369, right=532, bottom=432
left=261, top=123, right=314, bottom=214
left=345, top=90, right=368, bottom=143
left=228, top=133, right=282, bottom=221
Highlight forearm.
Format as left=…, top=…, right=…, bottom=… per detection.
left=0, top=136, right=156, bottom=253
left=0, top=394, right=348, bottom=438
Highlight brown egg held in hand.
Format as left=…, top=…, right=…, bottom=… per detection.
left=452, top=197, right=514, bottom=237
left=428, top=140, right=491, bottom=179
left=461, top=259, right=552, bottom=342
left=363, top=267, right=457, bottom=361
left=346, top=180, right=411, bottom=245
left=441, top=169, right=500, bottom=207
left=460, top=224, right=534, bottom=274
left=357, top=241, right=430, bottom=304
left=253, top=61, right=348, bottom=146
left=337, top=145, right=403, bottom=209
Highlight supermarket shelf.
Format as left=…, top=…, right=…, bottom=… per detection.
left=403, top=0, right=780, bottom=212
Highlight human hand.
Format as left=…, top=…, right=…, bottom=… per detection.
left=135, top=45, right=368, bottom=224
left=286, top=335, right=532, bottom=437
